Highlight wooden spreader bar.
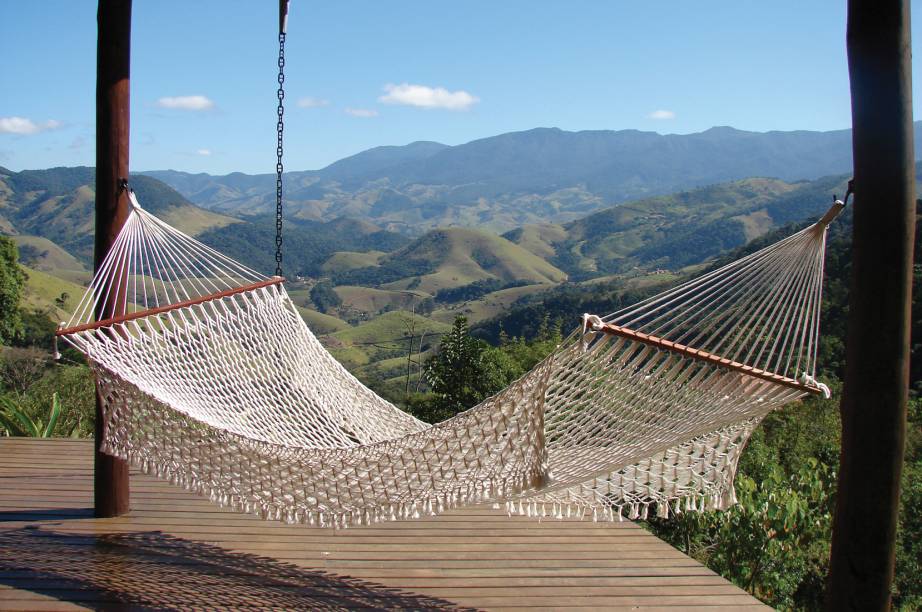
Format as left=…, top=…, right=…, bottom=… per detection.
left=593, top=321, right=823, bottom=396
left=56, top=276, right=285, bottom=337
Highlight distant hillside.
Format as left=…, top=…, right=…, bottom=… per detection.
left=141, top=123, right=922, bottom=234
left=11, top=235, right=89, bottom=285
left=197, top=215, right=410, bottom=277
left=333, top=227, right=567, bottom=294
left=0, top=167, right=238, bottom=264
left=319, top=141, right=449, bottom=185
left=505, top=173, right=863, bottom=278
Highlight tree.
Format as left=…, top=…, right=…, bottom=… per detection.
left=309, top=281, right=341, bottom=313
left=0, top=236, right=25, bottom=345
left=828, top=1, right=915, bottom=607
left=417, top=315, right=562, bottom=423
left=425, top=316, right=491, bottom=414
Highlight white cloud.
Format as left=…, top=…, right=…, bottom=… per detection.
left=69, top=136, right=86, bottom=150
left=648, top=109, right=676, bottom=120
left=345, top=108, right=379, bottom=118
left=156, top=95, right=215, bottom=111
left=297, top=96, right=330, bottom=108
left=379, top=83, right=479, bottom=111
left=196, top=148, right=212, bottom=156
left=0, top=117, right=62, bottom=135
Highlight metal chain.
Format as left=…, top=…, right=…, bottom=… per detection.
left=275, top=32, right=286, bottom=278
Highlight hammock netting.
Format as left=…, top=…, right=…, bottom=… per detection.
left=59, top=192, right=838, bottom=527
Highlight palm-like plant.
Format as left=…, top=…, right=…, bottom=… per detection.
left=0, top=393, right=62, bottom=437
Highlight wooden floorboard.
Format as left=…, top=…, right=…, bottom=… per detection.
left=0, top=438, right=769, bottom=610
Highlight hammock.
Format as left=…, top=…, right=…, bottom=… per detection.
left=58, top=192, right=840, bottom=528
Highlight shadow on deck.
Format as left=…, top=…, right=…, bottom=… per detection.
left=0, top=438, right=769, bottom=610
left=0, top=526, right=466, bottom=610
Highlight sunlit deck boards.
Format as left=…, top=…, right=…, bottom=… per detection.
left=0, top=438, right=768, bottom=611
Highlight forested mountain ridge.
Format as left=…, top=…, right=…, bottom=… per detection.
left=0, top=167, right=238, bottom=264
left=141, top=123, right=922, bottom=234
left=505, top=172, right=866, bottom=278
left=0, top=166, right=412, bottom=280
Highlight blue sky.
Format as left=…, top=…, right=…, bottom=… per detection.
left=2, top=1, right=920, bottom=175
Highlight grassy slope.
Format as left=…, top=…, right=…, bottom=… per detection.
left=294, top=306, right=350, bottom=334
left=379, top=227, right=567, bottom=294
left=157, top=204, right=240, bottom=236
left=12, top=235, right=90, bottom=285
left=1, top=171, right=241, bottom=265
left=431, top=283, right=553, bottom=325
left=19, top=265, right=87, bottom=320
left=507, top=177, right=810, bottom=276
left=329, top=310, right=451, bottom=367
left=502, top=223, right=568, bottom=260
left=335, top=286, right=428, bottom=313
left=333, top=310, right=451, bottom=345
left=573, top=178, right=799, bottom=267
left=321, top=250, right=386, bottom=274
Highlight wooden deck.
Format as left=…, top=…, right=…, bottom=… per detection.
left=0, top=438, right=768, bottom=611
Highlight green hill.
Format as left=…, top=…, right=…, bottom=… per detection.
left=502, top=223, right=567, bottom=260
left=334, top=286, right=426, bottom=314
left=0, top=167, right=239, bottom=264
left=329, top=310, right=451, bottom=367
left=321, top=251, right=386, bottom=274
left=294, top=306, right=350, bottom=335
left=12, top=235, right=90, bottom=285
left=506, top=175, right=854, bottom=278
left=337, top=227, right=567, bottom=294
left=197, top=215, right=409, bottom=278
left=19, top=265, right=87, bottom=321
left=430, top=283, right=552, bottom=326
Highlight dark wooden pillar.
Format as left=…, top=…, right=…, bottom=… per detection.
left=826, top=0, right=915, bottom=609
left=94, top=0, right=131, bottom=517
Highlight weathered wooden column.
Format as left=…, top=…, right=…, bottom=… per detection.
left=826, top=0, right=915, bottom=609
left=94, top=0, right=131, bottom=517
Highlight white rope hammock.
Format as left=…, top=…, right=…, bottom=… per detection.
left=58, top=192, right=840, bottom=527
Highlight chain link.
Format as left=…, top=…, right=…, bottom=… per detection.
left=275, top=32, right=286, bottom=277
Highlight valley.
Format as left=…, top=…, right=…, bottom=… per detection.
left=5, top=126, right=917, bottom=400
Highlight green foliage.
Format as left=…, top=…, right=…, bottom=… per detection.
left=415, top=297, right=435, bottom=316
left=0, top=347, right=95, bottom=439
left=200, top=215, right=409, bottom=279
left=718, top=461, right=835, bottom=608
left=647, top=454, right=836, bottom=610
left=13, top=308, right=58, bottom=348
left=0, top=236, right=26, bottom=344
left=424, top=316, right=496, bottom=414
left=402, top=392, right=456, bottom=425
left=335, top=258, right=434, bottom=287
left=309, top=282, right=342, bottom=313
left=0, top=393, right=62, bottom=438
left=434, top=278, right=530, bottom=304
left=894, top=398, right=922, bottom=610
left=410, top=315, right=561, bottom=423
left=639, top=201, right=922, bottom=609
left=17, top=363, right=96, bottom=439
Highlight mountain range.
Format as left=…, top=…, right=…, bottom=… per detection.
left=5, top=156, right=906, bottom=395
left=143, top=122, right=922, bottom=234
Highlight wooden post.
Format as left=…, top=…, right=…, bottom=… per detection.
left=826, top=0, right=915, bottom=609
left=94, top=0, right=132, bottom=517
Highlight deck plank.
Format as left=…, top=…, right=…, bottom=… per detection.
left=0, top=438, right=769, bottom=610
